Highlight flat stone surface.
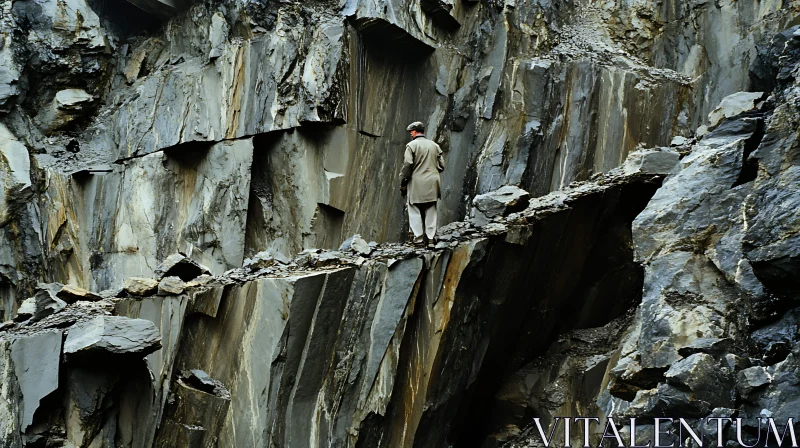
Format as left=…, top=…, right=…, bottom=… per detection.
left=10, top=331, right=62, bottom=431
left=64, top=316, right=161, bottom=356
left=708, top=91, right=764, bottom=126
left=16, top=288, right=67, bottom=322
left=158, top=276, right=186, bottom=295
left=124, top=277, right=159, bottom=296
left=55, top=89, right=93, bottom=110
left=57, top=284, right=103, bottom=304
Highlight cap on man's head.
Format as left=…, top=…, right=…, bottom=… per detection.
left=406, top=121, right=425, bottom=132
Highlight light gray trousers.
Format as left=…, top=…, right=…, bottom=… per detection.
left=408, top=201, right=438, bottom=240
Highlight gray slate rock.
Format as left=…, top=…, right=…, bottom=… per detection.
left=158, top=276, right=186, bottom=296
left=243, top=249, right=291, bottom=270
left=628, top=382, right=712, bottom=418
left=154, top=254, right=212, bottom=281
left=64, top=316, right=161, bottom=357
left=10, top=331, right=63, bottom=431
left=707, top=91, right=764, bottom=127
left=350, top=237, right=372, bottom=256
left=737, top=366, right=771, bottom=397
left=57, top=285, right=103, bottom=304
left=665, top=353, right=734, bottom=406
left=620, top=148, right=680, bottom=175
left=751, top=307, right=800, bottom=364
left=677, top=338, right=732, bottom=357
left=123, top=277, right=159, bottom=296
left=16, top=287, right=67, bottom=323
left=471, top=186, right=530, bottom=227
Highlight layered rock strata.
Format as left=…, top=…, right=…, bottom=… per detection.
left=0, top=169, right=662, bottom=447
left=3, top=0, right=794, bottom=320
left=505, top=25, right=800, bottom=448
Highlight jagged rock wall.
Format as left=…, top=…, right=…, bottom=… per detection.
left=5, top=0, right=788, bottom=317
left=0, top=169, right=663, bottom=447
left=1, top=0, right=799, bottom=447
left=505, top=25, right=800, bottom=448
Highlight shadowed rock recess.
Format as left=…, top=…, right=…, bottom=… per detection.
left=0, top=0, right=799, bottom=447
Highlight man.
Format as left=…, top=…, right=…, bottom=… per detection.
left=399, top=121, right=445, bottom=247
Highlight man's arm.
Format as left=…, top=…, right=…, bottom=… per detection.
left=437, top=146, right=445, bottom=172
left=400, top=145, right=414, bottom=186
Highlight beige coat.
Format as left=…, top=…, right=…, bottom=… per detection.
left=399, top=136, right=445, bottom=204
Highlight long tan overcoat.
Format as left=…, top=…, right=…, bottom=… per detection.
left=400, top=136, right=445, bottom=204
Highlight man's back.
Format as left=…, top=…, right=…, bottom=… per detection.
left=403, top=137, right=444, bottom=204
left=407, top=137, right=444, bottom=176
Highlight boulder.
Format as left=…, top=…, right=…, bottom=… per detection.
left=10, top=332, right=63, bottom=431
left=627, top=382, right=712, bottom=418
left=154, top=254, right=211, bottom=281
left=0, top=124, right=32, bottom=226
left=677, top=338, right=732, bottom=357
left=751, top=307, right=800, bottom=364
left=620, top=148, right=680, bottom=176
left=54, top=89, right=93, bottom=112
left=16, top=286, right=67, bottom=323
left=180, top=369, right=230, bottom=399
left=737, top=366, right=771, bottom=397
left=470, top=186, right=530, bottom=227
left=243, top=249, right=290, bottom=270
left=158, top=276, right=186, bottom=295
left=123, top=277, right=159, bottom=296
left=350, top=237, right=372, bottom=256
left=38, top=89, right=95, bottom=132
left=664, top=353, right=734, bottom=406
left=707, top=91, right=764, bottom=127
left=670, top=136, right=689, bottom=146
left=64, top=316, right=161, bottom=357
left=57, top=284, right=103, bottom=304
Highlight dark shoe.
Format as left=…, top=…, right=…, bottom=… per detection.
left=426, top=236, right=437, bottom=249
left=412, top=236, right=425, bottom=247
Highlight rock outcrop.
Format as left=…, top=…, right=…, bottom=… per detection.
left=505, top=22, right=800, bottom=448
left=0, top=168, right=662, bottom=446
left=0, top=0, right=799, bottom=447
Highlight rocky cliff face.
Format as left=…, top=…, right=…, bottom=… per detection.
left=0, top=0, right=798, bottom=447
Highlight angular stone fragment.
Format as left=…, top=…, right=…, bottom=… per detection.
left=208, top=12, right=228, bottom=60
left=670, top=136, right=689, bottom=146
left=751, top=308, right=800, bottom=364
left=350, top=237, right=372, bottom=256
left=38, top=89, right=96, bottom=132
left=154, top=254, right=211, bottom=281
left=16, top=287, right=67, bottom=322
left=57, top=284, right=103, bottom=304
left=158, top=276, right=186, bottom=296
left=676, top=338, right=732, bottom=357
left=707, top=91, right=764, bottom=127
left=243, top=250, right=290, bottom=270
left=64, top=316, right=161, bottom=357
left=123, top=277, right=159, bottom=296
left=55, top=89, right=93, bottom=111
left=471, top=186, right=530, bottom=227
left=665, top=353, right=734, bottom=406
left=180, top=369, right=230, bottom=398
left=10, top=331, right=62, bottom=431
left=737, top=366, right=771, bottom=397
left=420, top=0, right=460, bottom=31
left=0, top=124, right=32, bottom=226
left=620, top=148, right=680, bottom=176
left=628, top=382, right=712, bottom=417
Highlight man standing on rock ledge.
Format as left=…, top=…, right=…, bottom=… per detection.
left=400, top=121, right=445, bottom=247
